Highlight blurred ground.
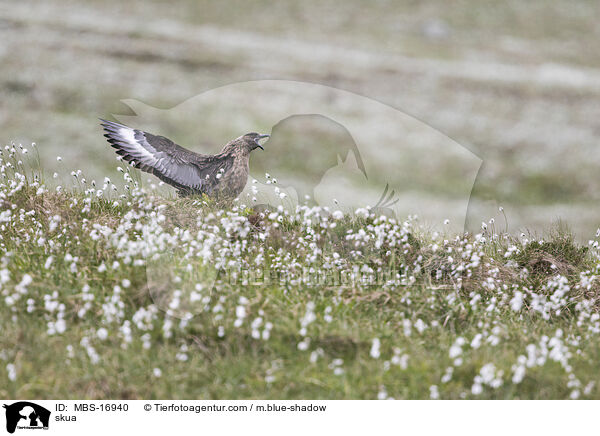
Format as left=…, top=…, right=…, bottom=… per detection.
left=1, top=0, right=599, bottom=237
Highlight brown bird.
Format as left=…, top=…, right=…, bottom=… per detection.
left=100, top=119, right=269, bottom=198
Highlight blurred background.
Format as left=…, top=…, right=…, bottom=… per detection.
left=1, top=0, right=599, bottom=238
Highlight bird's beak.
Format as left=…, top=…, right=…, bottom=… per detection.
left=255, top=134, right=270, bottom=150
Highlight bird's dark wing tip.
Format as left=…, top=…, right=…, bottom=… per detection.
left=99, top=118, right=128, bottom=130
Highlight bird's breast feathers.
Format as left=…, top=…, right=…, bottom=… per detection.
left=213, top=158, right=249, bottom=197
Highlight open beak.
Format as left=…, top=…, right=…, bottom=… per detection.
left=255, top=134, right=270, bottom=150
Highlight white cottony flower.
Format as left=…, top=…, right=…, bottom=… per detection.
left=19, top=274, right=32, bottom=288
left=512, top=364, right=526, bottom=384
left=55, top=319, right=66, bottom=334
left=449, top=337, right=465, bottom=359
left=176, top=352, right=188, bottom=362
left=414, top=319, right=427, bottom=333
left=370, top=338, right=381, bottom=359
left=235, top=306, right=246, bottom=319
left=97, top=328, right=108, bottom=340
left=6, top=363, right=17, bottom=382
left=297, top=338, right=310, bottom=351
left=429, top=385, right=440, bottom=400
left=510, top=291, right=524, bottom=312
left=332, top=210, right=344, bottom=220
left=441, top=367, right=454, bottom=383
left=44, top=256, right=54, bottom=269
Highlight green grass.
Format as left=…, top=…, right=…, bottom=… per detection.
left=1, top=152, right=600, bottom=399
left=3, top=0, right=600, bottom=240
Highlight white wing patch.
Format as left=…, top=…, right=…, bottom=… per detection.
left=101, top=119, right=220, bottom=193
left=119, top=127, right=137, bottom=146
left=118, top=127, right=158, bottom=165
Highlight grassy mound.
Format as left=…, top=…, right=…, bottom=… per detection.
left=1, top=144, right=600, bottom=399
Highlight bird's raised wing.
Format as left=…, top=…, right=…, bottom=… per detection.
left=100, top=119, right=233, bottom=195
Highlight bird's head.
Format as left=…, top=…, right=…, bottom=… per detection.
left=241, top=132, right=270, bottom=151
